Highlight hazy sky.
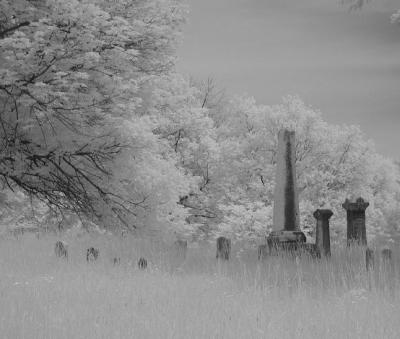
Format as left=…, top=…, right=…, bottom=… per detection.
left=177, top=0, right=400, bottom=158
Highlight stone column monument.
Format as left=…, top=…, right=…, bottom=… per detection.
left=313, top=209, right=333, bottom=257
left=267, top=129, right=306, bottom=253
left=342, top=197, right=369, bottom=246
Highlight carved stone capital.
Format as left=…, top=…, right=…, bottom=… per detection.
left=313, top=209, right=333, bottom=220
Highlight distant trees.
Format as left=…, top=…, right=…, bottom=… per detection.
left=183, top=94, right=400, bottom=242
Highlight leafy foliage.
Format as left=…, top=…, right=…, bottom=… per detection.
left=0, top=0, right=190, bottom=233
left=1, top=0, right=399, bottom=243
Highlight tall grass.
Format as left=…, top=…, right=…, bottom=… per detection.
left=0, top=234, right=399, bottom=338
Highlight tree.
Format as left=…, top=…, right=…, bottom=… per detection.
left=0, top=0, right=189, bottom=233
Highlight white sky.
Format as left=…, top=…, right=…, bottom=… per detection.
left=177, top=0, right=400, bottom=158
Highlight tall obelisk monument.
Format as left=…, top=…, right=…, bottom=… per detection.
left=268, top=129, right=306, bottom=251
left=273, top=129, right=300, bottom=231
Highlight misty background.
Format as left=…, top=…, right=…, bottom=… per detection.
left=177, top=0, right=400, bottom=158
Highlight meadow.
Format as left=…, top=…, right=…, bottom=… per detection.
left=0, top=233, right=399, bottom=339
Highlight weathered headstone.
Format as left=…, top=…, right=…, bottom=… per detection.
left=313, top=209, right=333, bottom=257
left=267, top=130, right=306, bottom=253
left=86, top=247, right=99, bottom=262
left=138, top=257, right=147, bottom=270
left=258, top=244, right=268, bottom=260
left=366, top=248, right=374, bottom=271
left=342, top=197, right=369, bottom=246
left=174, top=240, right=188, bottom=260
left=216, top=237, right=231, bottom=260
left=55, top=241, right=68, bottom=259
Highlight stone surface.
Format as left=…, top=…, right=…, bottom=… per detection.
left=342, top=197, right=369, bottom=246
left=216, top=237, right=231, bottom=260
left=314, top=209, right=333, bottom=257
left=273, top=129, right=300, bottom=232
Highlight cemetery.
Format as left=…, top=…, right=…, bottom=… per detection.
left=1, top=0, right=400, bottom=338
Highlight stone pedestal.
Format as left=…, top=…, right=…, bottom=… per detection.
left=314, top=209, right=333, bottom=257
left=342, top=197, right=369, bottom=246
left=267, top=230, right=306, bottom=254
left=267, top=129, right=306, bottom=254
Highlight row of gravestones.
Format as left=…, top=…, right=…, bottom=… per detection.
left=216, top=237, right=395, bottom=271
left=54, top=239, right=189, bottom=269
left=216, top=197, right=395, bottom=268
left=54, top=241, right=149, bottom=269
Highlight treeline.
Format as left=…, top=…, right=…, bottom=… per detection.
left=0, top=0, right=399, bottom=242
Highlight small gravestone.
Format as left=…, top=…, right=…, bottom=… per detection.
left=174, top=240, right=188, bottom=260
left=86, top=247, right=99, bottom=262
left=381, top=248, right=394, bottom=272
left=342, top=197, right=369, bottom=246
left=380, top=248, right=395, bottom=293
left=55, top=241, right=68, bottom=259
left=313, top=209, right=333, bottom=257
left=258, top=244, right=268, bottom=260
left=366, top=248, right=374, bottom=271
left=267, top=130, right=306, bottom=254
left=216, top=237, right=231, bottom=260
left=138, top=257, right=147, bottom=270
left=381, top=248, right=392, bottom=261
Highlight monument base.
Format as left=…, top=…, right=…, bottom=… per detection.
left=267, top=230, right=317, bottom=257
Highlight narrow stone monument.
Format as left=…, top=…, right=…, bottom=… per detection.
left=216, top=237, right=231, bottom=260
left=342, top=197, right=369, bottom=246
left=267, top=129, right=306, bottom=253
left=313, top=209, right=333, bottom=257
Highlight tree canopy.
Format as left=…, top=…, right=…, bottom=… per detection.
left=1, top=0, right=399, bottom=243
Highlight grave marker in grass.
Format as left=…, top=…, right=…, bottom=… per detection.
left=314, top=209, right=333, bottom=257
left=216, top=237, right=231, bottom=260
left=342, top=197, right=369, bottom=246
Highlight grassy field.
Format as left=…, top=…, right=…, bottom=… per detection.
left=0, top=233, right=399, bottom=339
